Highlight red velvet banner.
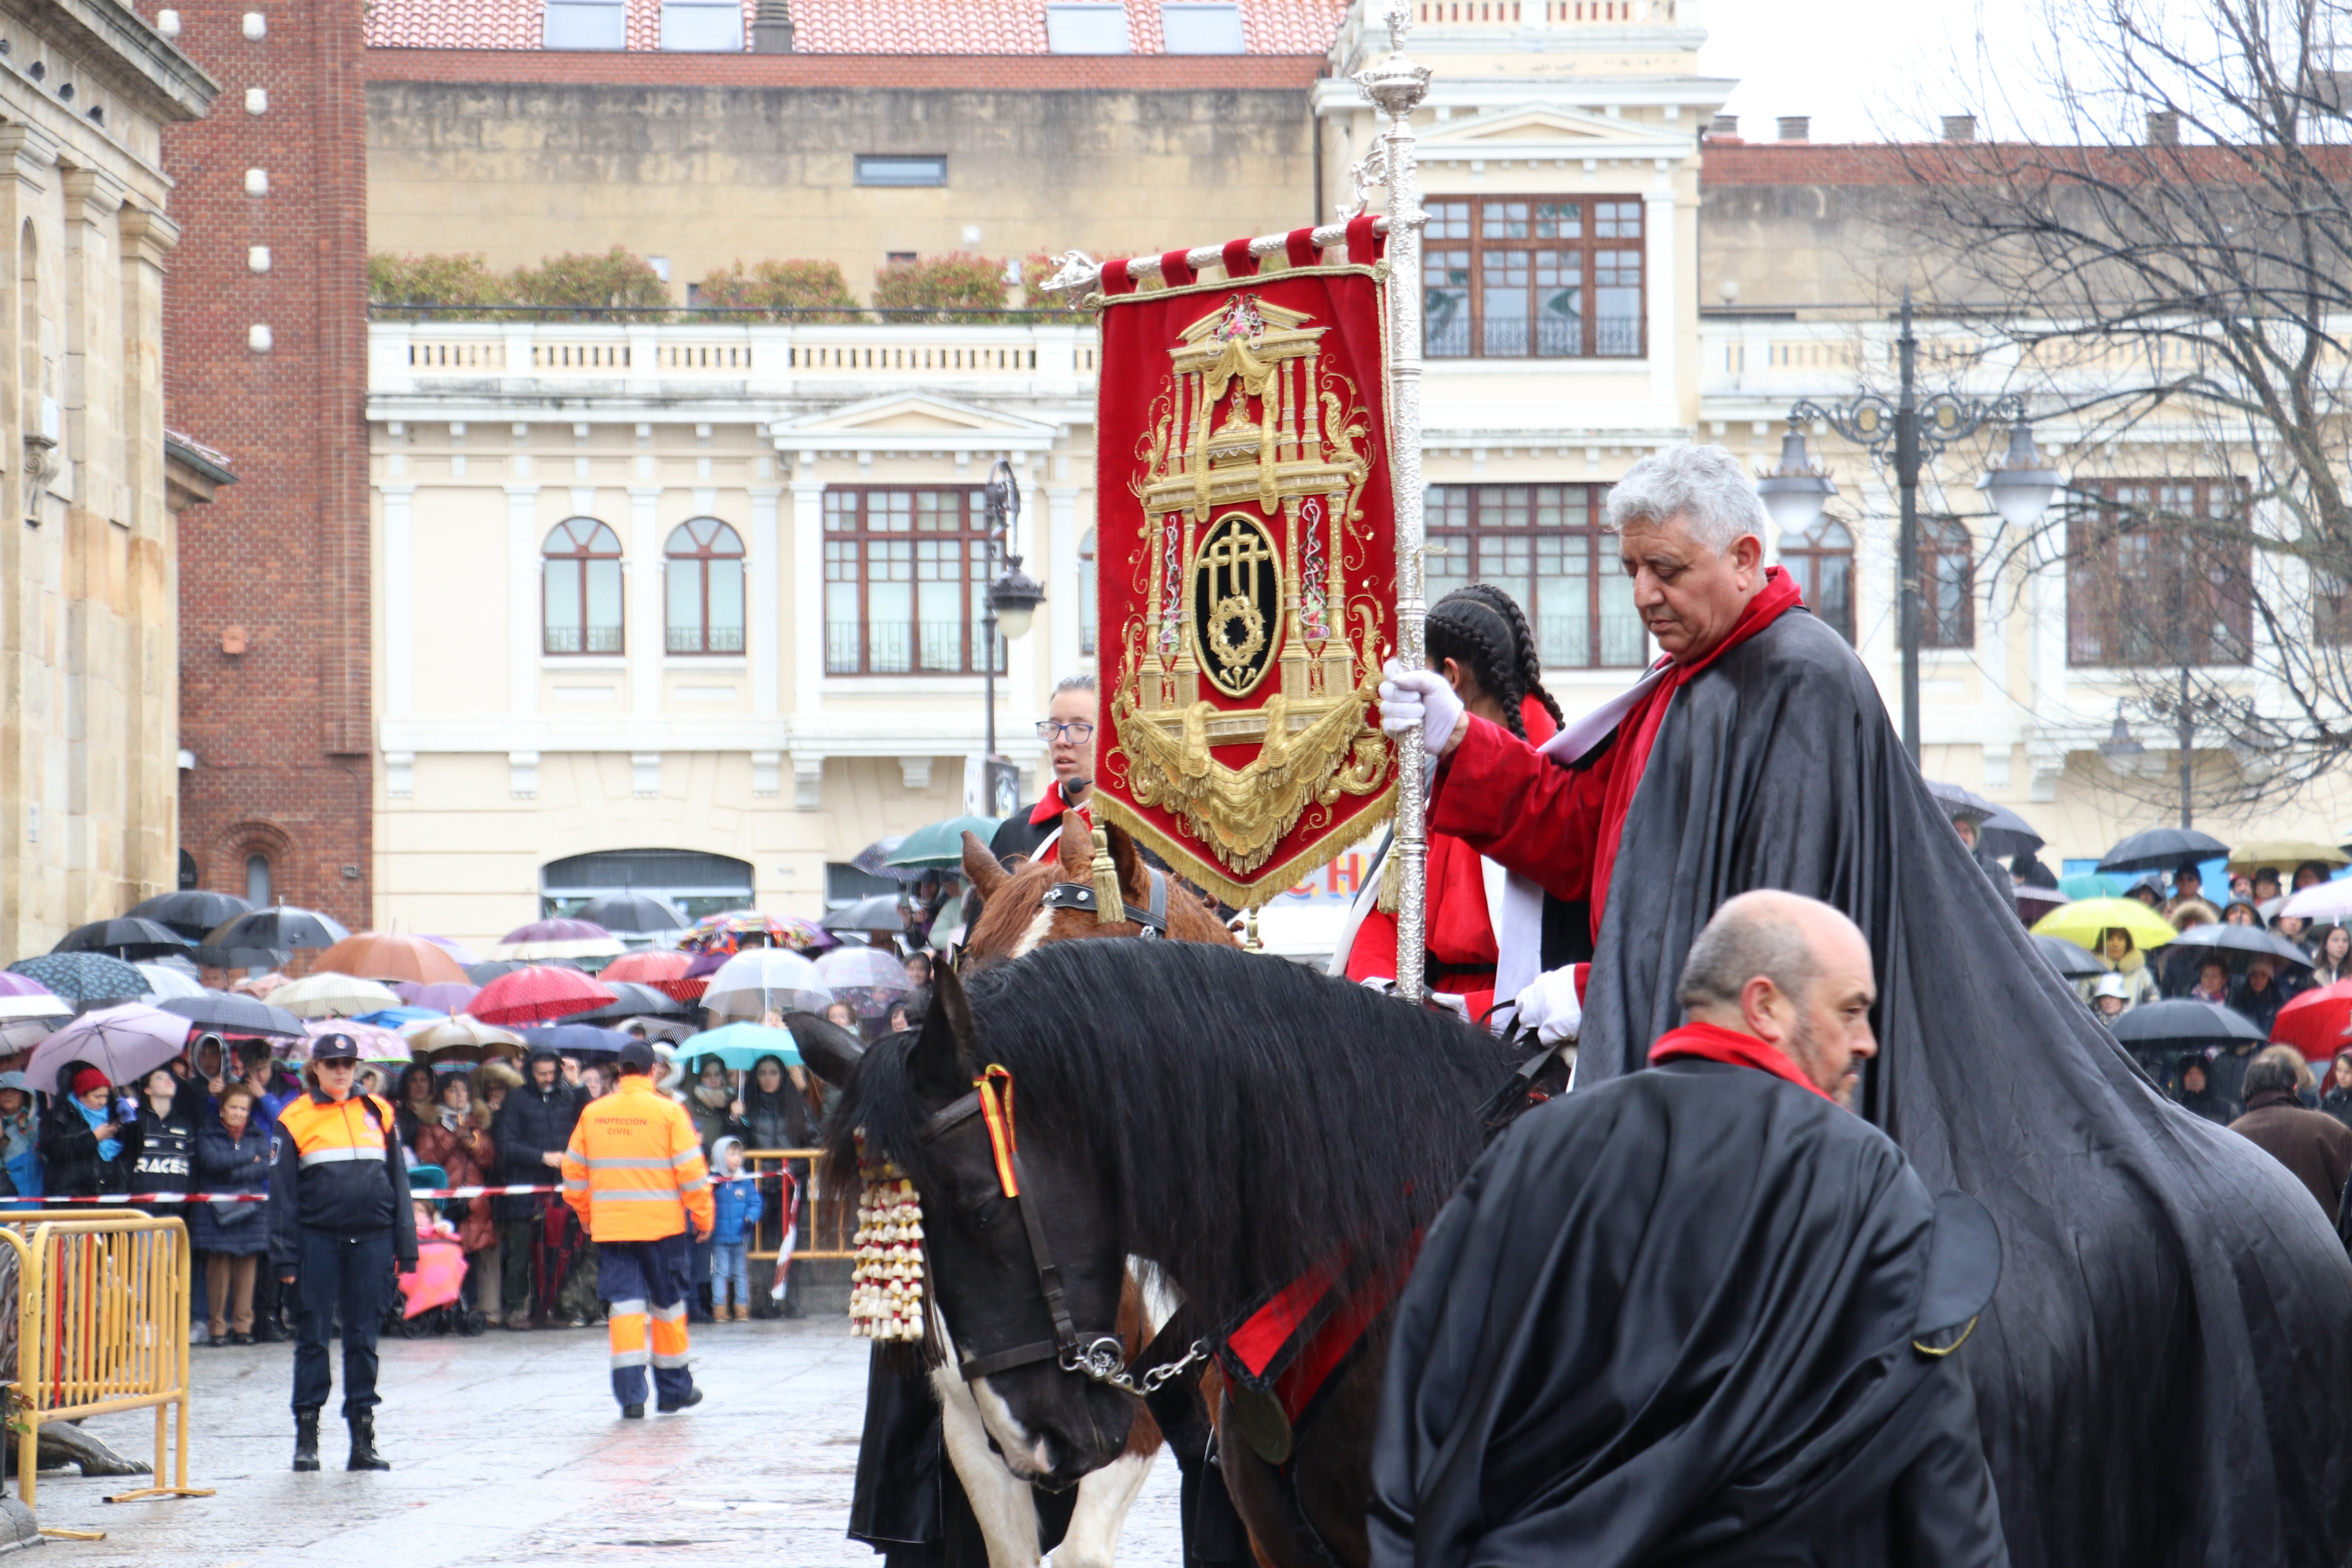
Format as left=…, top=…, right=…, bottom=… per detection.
left=1091, top=237, right=1398, bottom=907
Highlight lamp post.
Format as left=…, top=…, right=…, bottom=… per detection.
left=980, top=457, right=1044, bottom=775
left=1757, top=288, right=2061, bottom=763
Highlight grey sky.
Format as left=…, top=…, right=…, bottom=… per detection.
left=1697, top=0, right=2047, bottom=145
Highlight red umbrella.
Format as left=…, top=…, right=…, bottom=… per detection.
left=470, top=965, right=617, bottom=1026
left=2272, top=980, right=2352, bottom=1060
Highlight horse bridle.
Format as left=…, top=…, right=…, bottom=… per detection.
left=915, top=1081, right=1206, bottom=1394
left=1037, top=866, right=1170, bottom=936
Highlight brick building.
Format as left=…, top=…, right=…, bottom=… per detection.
left=162, top=0, right=370, bottom=927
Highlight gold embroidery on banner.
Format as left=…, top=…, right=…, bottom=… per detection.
left=1107, top=281, right=1394, bottom=900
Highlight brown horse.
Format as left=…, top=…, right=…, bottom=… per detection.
left=959, top=811, right=1237, bottom=962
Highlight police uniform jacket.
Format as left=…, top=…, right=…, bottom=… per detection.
left=266, top=1088, right=419, bottom=1271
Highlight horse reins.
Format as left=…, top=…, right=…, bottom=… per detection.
left=1038, top=866, right=1170, bottom=936
left=917, top=1063, right=1205, bottom=1396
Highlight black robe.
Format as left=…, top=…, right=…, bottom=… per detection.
left=1571, top=609, right=2352, bottom=1566
left=1370, top=1059, right=2005, bottom=1568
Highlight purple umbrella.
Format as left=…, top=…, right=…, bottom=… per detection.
left=498, top=918, right=612, bottom=944
left=27, top=1004, right=193, bottom=1095
left=396, top=981, right=481, bottom=1014
left=416, top=934, right=480, bottom=967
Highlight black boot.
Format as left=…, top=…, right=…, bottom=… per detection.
left=292, top=1411, right=321, bottom=1472
left=346, top=1411, right=390, bottom=1471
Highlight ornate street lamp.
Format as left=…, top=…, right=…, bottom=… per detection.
left=1772, top=288, right=2061, bottom=762
left=980, top=457, right=1044, bottom=766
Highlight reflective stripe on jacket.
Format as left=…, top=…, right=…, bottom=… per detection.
left=561, top=1076, right=715, bottom=1242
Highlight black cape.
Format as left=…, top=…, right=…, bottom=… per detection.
left=1571, top=610, right=2352, bottom=1566
left=1370, top=1059, right=2005, bottom=1568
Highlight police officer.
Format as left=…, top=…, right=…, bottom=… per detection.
left=267, top=1031, right=417, bottom=1472
left=562, top=1038, right=713, bottom=1417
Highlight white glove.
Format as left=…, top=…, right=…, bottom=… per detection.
left=1513, top=966, right=1583, bottom=1046
left=1359, top=975, right=1474, bottom=1023
left=1378, top=659, right=1465, bottom=759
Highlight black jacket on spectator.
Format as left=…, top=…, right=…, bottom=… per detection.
left=192, top=1117, right=273, bottom=1255
left=491, top=1061, right=581, bottom=1221
left=2206, top=1041, right=2264, bottom=1112
left=128, top=1083, right=200, bottom=1203
left=2231, top=975, right=2289, bottom=1036
left=38, top=1094, right=132, bottom=1198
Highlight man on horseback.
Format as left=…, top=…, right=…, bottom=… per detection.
left=1376, top=443, right=2352, bottom=1564
left=1371, top=891, right=2005, bottom=1568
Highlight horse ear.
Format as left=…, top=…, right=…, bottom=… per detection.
left=961, top=832, right=1009, bottom=900
left=1109, top=823, right=1147, bottom=902
left=783, top=1011, right=866, bottom=1088
left=908, top=961, right=981, bottom=1102
left=1056, top=811, right=1093, bottom=881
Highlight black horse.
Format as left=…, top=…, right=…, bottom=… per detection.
left=807, top=939, right=1514, bottom=1568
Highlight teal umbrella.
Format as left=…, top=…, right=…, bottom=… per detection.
left=677, top=1022, right=803, bottom=1072
left=884, top=815, right=1004, bottom=870
left=2058, top=872, right=2113, bottom=901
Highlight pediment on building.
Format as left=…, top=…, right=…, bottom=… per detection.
left=772, top=392, right=1058, bottom=445
left=1416, top=105, right=1679, bottom=160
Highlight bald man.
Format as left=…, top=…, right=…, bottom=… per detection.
left=1371, top=893, right=2007, bottom=1568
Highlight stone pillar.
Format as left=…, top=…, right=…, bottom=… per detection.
left=789, top=474, right=825, bottom=716
left=506, top=485, right=541, bottom=718
left=630, top=485, right=663, bottom=716
left=749, top=484, right=780, bottom=717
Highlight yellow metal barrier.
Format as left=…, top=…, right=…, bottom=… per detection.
left=745, top=1149, right=853, bottom=1263
left=3, top=1210, right=214, bottom=1510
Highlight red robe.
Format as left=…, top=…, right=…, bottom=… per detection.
left=1429, top=570, right=1806, bottom=944
left=1347, top=695, right=1558, bottom=1019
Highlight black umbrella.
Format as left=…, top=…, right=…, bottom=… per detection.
left=192, top=941, right=292, bottom=971
left=849, top=837, right=927, bottom=884
left=822, top=895, right=906, bottom=933
left=125, top=890, right=254, bottom=942
left=2108, top=998, right=2267, bottom=1045
left=2031, top=934, right=2105, bottom=979
left=203, top=906, right=350, bottom=954
left=466, top=957, right=582, bottom=985
left=556, top=980, right=688, bottom=1024
left=2097, top=826, right=2230, bottom=874
left=574, top=893, right=688, bottom=934
left=1978, top=805, right=2045, bottom=860
left=1925, top=779, right=1997, bottom=824
left=519, top=1023, right=633, bottom=1063
left=53, top=917, right=192, bottom=961
left=2164, top=922, right=2314, bottom=969
left=160, top=992, right=306, bottom=1038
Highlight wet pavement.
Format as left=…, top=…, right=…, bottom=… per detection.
left=41, top=1316, right=1182, bottom=1567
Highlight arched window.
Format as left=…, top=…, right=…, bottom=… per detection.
left=1781, top=515, right=1854, bottom=644
left=544, top=519, right=624, bottom=654
left=1078, top=527, right=1098, bottom=655
left=666, top=518, right=745, bottom=654
left=245, top=853, right=271, bottom=907
left=1921, top=516, right=1975, bottom=649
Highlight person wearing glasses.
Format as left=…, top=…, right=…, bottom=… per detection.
left=989, top=674, right=1099, bottom=863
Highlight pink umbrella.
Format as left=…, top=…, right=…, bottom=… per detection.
left=472, top=965, right=617, bottom=1026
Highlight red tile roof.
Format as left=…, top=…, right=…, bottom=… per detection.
left=365, top=0, right=1349, bottom=56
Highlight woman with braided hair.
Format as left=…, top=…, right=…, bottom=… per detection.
left=1339, top=585, right=1560, bottom=1022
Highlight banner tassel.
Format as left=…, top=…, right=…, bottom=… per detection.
left=1090, top=824, right=1124, bottom=925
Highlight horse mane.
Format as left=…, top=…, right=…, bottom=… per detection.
left=829, top=940, right=1514, bottom=1325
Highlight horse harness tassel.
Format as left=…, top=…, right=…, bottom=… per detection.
left=920, top=1063, right=1206, bottom=1394
left=1039, top=865, right=1171, bottom=936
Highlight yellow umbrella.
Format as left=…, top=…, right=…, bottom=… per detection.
left=2031, top=897, right=2178, bottom=951
left=2225, top=840, right=2349, bottom=875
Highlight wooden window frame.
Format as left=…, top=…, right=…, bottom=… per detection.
left=664, top=517, right=746, bottom=655
left=543, top=517, right=624, bottom=656
left=1421, top=196, right=1646, bottom=362
left=1780, top=515, right=1856, bottom=645
left=2066, top=478, right=2252, bottom=668
left=1423, top=483, right=1645, bottom=669
left=822, top=487, right=1003, bottom=676
left=1920, top=515, right=1976, bottom=650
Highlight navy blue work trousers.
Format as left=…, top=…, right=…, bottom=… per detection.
left=601, top=1232, right=695, bottom=1409
left=291, top=1228, right=392, bottom=1417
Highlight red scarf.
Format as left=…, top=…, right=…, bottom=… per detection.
left=1028, top=778, right=1093, bottom=828
left=1648, top=1019, right=1835, bottom=1103
left=1589, top=568, right=1805, bottom=936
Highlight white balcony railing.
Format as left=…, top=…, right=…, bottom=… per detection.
left=369, top=319, right=1102, bottom=402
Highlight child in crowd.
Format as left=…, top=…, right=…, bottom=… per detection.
left=708, top=1136, right=763, bottom=1321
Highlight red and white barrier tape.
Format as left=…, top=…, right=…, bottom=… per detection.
left=18, top=1171, right=789, bottom=1205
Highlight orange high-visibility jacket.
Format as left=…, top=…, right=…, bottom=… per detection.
left=561, top=1075, right=715, bottom=1243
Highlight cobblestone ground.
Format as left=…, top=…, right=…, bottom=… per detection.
left=38, top=1318, right=1181, bottom=1568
